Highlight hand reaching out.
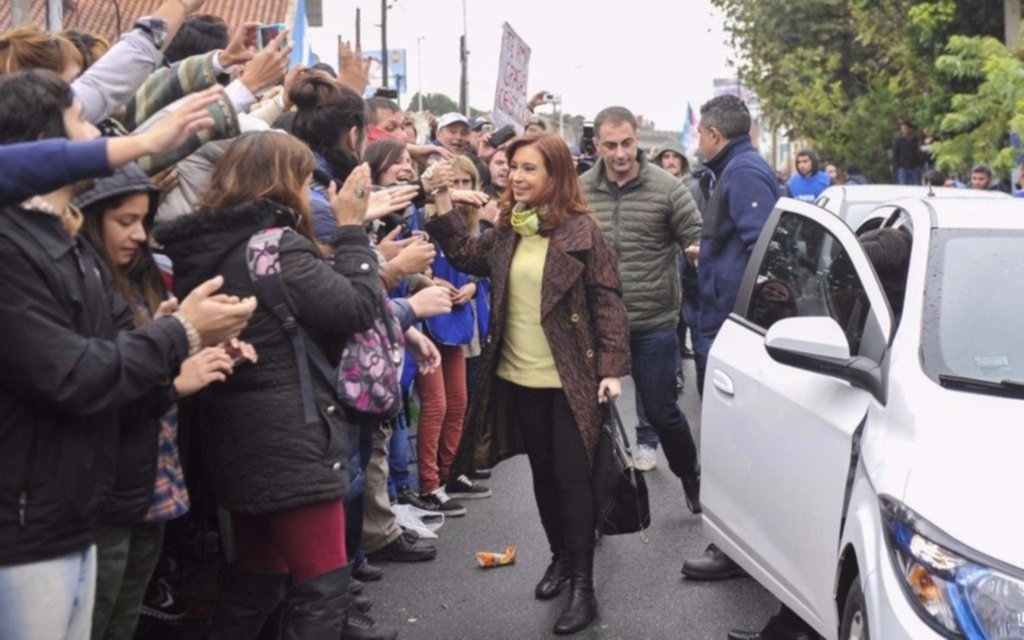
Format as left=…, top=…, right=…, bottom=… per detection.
left=174, top=347, right=234, bottom=397
left=329, top=164, right=372, bottom=226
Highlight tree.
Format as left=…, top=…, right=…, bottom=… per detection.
left=712, top=0, right=1003, bottom=180
left=407, top=92, right=459, bottom=115
left=931, top=34, right=1024, bottom=175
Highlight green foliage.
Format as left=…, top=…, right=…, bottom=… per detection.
left=407, top=92, right=459, bottom=115
left=932, top=35, right=1024, bottom=175
left=712, top=0, right=1005, bottom=179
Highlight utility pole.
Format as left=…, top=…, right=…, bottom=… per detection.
left=459, top=0, right=469, bottom=116
left=1006, top=0, right=1021, bottom=51
left=11, top=0, right=31, bottom=27
left=355, top=8, right=361, bottom=50
left=417, top=36, right=426, bottom=112
left=381, top=0, right=389, bottom=89
left=46, top=0, right=63, bottom=31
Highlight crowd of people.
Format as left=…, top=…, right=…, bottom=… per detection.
left=0, top=3, right=927, bottom=640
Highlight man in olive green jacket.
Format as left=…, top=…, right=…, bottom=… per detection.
left=580, top=106, right=704, bottom=515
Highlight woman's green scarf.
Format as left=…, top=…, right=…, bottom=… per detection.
left=510, top=203, right=542, bottom=236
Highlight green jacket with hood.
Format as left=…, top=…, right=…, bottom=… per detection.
left=580, top=155, right=702, bottom=332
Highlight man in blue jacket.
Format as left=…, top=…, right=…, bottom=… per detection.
left=785, top=148, right=831, bottom=202
left=681, top=94, right=782, bottom=587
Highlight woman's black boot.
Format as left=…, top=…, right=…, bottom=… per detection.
left=207, top=568, right=290, bottom=639
left=281, top=566, right=349, bottom=640
left=553, top=547, right=597, bottom=635
left=534, top=550, right=570, bottom=600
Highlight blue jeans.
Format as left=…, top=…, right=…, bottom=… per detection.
left=0, top=545, right=97, bottom=640
left=387, top=412, right=415, bottom=499
left=896, top=168, right=921, bottom=186
left=630, top=328, right=699, bottom=481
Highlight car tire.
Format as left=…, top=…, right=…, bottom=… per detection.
left=840, top=578, right=870, bottom=640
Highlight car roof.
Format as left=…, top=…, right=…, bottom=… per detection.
left=821, top=185, right=1012, bottom=204
left=923, top=198, right=1024, bottom=229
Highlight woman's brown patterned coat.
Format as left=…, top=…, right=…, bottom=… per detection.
left=426, top=209, right=630, bottom=472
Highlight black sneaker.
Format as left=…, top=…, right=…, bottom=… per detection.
left=343, top=609, right=398, bottom=640
left=419, top=488, right=467, bottom=516
left=139, top=576, right=188, bottom=621
left=445, top=474, right=493, bottom=499
left=468, top=468, right=492, bottom=480
left=397, top=486, right=440, bottom=512
left=352, top=559, right=384, bottom=582
left=367, top=533, right=437, bottom=563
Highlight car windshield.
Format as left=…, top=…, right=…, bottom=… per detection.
left=841, top=202, right=882, bottom=229
left=921, top=229, right=1024, bottom=392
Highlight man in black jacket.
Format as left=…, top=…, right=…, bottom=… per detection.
left=0, top=70, right=255, bottom=640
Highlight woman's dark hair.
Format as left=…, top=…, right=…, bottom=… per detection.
left=0, top=69, right=73, bottom=143
left=364, top=138, right=408, bottom=185
left=164, top=14, right=230, bottom=64
left=81, top=192, right=165, bottom=326
left=289, top=70, right=366, bottom=183
left=858, top=228, right=912, bottom=319
left=496, top=133, right=591, bottom=236
left=923, top=169, right=946, bottom=186
left=61, top=30, right=110, bottom=71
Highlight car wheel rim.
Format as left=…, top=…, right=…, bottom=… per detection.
left=848, top=610, right=865, bottom=640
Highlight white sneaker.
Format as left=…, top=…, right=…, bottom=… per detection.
left=633, top=445, right=657, bottom=472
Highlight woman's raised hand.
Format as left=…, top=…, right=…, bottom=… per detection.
left=329, top=163, right=372, bottom=226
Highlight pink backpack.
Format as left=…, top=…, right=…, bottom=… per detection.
left=246, top=228, right=405, bottom=421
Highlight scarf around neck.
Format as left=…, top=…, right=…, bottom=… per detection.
left=510, top=203, right=542, bottom=236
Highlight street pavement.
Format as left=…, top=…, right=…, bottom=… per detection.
left=364, top=360, right=780, bottom=640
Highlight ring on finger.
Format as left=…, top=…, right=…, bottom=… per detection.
left=354, top=187, right=366, bottom=198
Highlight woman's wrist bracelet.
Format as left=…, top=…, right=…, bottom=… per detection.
left=172, top=312, right=202, bottom=357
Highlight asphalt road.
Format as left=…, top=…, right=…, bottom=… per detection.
left=363, top=361, right=780, bottom=640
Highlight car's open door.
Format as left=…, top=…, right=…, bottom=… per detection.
left=701, top=198, right=894, bottom=638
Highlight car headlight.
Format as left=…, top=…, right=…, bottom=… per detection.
left=880, top=495, right=1024, bottom=639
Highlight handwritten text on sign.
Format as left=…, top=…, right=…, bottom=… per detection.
left=492, top=23, right=531, bottom=131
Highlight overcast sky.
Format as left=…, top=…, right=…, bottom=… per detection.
left=308, top=0, right=736, bottom=132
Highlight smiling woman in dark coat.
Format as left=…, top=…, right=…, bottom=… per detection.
left=155, top=131, right=381, bottom=639
left=426, top=133, right=630, bottom=636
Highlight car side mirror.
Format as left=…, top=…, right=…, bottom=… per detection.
left=765, top=317, right=851, bottom=360
left=765, top=317, right=886, bottom=403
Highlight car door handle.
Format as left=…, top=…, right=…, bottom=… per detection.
left=712, top=370, right=735, bottom=397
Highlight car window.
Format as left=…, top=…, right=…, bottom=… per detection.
left=747, top=212, right=873, bottom=355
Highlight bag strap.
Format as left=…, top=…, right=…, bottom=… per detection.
left=246, top=228, right=320, bottom=425
left=603, top=391, right=635, bottom=454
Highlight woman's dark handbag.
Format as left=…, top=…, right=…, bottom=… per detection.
left=592, top=392, right=651, bottom=537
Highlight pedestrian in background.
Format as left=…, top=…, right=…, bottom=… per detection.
left=892, top=119, right=924, bottom=185
left=786, top=148, right=830, bottom=202
left=427, top=133, right=630, bottom=635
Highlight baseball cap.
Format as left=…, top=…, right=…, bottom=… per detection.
left=469, top=116, right=492, bottom=131
left=437, top=112, right=470, bottom=130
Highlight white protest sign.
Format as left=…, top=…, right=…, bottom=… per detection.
left=492, top=23, right=531, bottom=132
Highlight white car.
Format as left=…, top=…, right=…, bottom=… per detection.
left=701, top=196, right=1024, bottom=639
left=815, top=184, right=1010, bottom=230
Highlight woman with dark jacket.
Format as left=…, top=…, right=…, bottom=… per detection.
left=75, top=164, right=243, bottom=640
left=155, top=131, right=381, bottom=640
left=426, top=133, right=630, bottom=635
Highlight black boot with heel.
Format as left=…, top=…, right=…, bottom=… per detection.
left=553, top=546, right=598, bottom=635
left=535, top=550, right=570, bottom=600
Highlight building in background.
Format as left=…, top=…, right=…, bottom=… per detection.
left=2, top=0, right=314, bottom=67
